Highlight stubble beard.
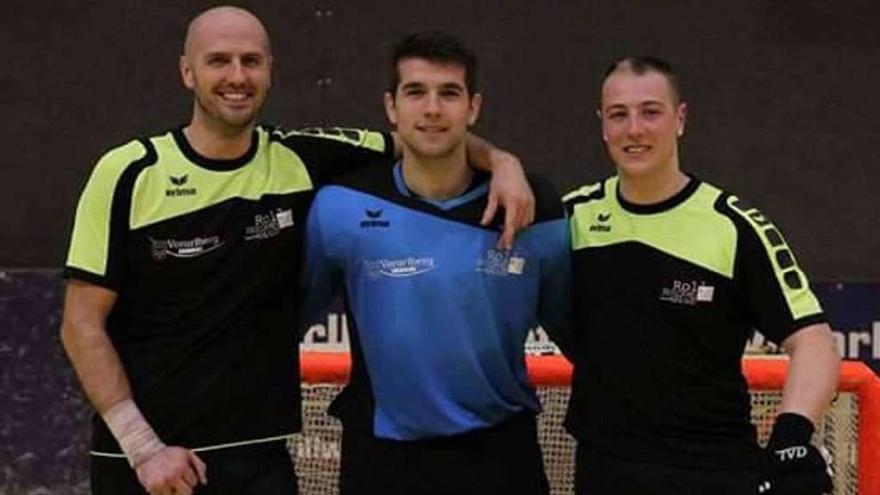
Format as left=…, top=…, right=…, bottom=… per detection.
left=194, top=91, right=259, bottom=136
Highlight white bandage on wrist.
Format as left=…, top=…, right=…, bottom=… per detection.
left=102, top=399, right=166, bottom=467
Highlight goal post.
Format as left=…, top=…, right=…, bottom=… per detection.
left=297, top=352, right=880, bottom=495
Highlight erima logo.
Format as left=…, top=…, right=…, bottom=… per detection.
left=245, top=209, right=294, bottom=240
left=774, top=446, right=808, bottom=462
left=166, top=175, right=197, bottom=197
left=360, top=208, right=389, bottom=228
left=589, top=212, right=612, bottom=232
left=477, top=248, right=526, bottom=276
left=150, top=236, right=223, bottom=260
left=659, top=280, right=714, bottom=306
left=364, top=257, right=435, bottom=278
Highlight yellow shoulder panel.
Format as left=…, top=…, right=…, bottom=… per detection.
left=130, top=130, right=316, bottom=230
left=66, top=140, right=149, bottom=276
left=569, top=180, right=738, bottom=279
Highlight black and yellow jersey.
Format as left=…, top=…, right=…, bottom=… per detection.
left=562, top=175, right=825, bottom=468
left=65, top=125, right=391, bottom=455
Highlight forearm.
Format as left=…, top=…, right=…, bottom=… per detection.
left=390, top=131, right=515, bottom=171
left=60, top=281, right=131, bottom=414
left=61, top=281, right=173, bottom=469
left=779, top=323, right=841, bottom=425
left=392, top=130, right=533, bottom=248
left=62, top=320, right=132, bottom=413
left=465, top=132, right=521, bottom=172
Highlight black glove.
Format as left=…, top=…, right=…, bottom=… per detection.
left=758, top=413, right=832, bottom=495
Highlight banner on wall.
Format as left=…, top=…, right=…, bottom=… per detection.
left=301, top=283, right=880, bottom=375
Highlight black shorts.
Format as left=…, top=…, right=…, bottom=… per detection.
left=574, top=443, right=760, bottom=495
left=340, top=412, right=549, bottom=495
left=90, top=440, right=297, bottom=495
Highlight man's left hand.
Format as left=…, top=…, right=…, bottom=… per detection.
left=758, top=413, right=832, bottom=495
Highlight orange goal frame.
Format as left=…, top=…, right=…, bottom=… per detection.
left=301, top=353, right=880, bottom=495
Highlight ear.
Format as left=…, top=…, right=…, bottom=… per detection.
left=467, top=93, right=483, bottom=126
left=597, top=109, right=607, bottom=141
left=266, top=54, right=273, bottom=90
left=676, top=102, right=687, bottom=137
left=383, top=92, right=398, bottom=126
left=180, top=55, right=194, bottom=90
left=596, top=108, right=608, bottom=143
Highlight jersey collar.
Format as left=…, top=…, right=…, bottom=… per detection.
left=392, top=161, right=489, bottom=211
left=172, top=126, right=260, bottom=172
left=615, top=173, right=701, bottom=214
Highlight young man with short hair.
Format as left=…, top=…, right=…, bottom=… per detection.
left=563, top=56, right=840, bottom=495
left=301, top=31, right=570, bottom=495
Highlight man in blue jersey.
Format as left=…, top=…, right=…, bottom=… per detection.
left=562, top=56, right=840, bottom=495
left=301, top=31, right=571, bottom=495
left=60, top=7, right=536, bottom=495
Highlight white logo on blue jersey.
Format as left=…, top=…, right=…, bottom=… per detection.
left=364, top=257, right=436, bottom=278
left=477, top=249, right=527, bottom=277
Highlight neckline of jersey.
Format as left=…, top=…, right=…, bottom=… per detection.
left=615, top=173, right=701, bottom=215
left=172, top=126, right=260, bottom=172
left=392, top=161, right=490, bottom=210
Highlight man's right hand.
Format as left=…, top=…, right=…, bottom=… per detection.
left=135, top=446, right=207, bottom=495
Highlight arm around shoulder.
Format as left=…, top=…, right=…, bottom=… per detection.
left=465, top=133, right=534, bottom=249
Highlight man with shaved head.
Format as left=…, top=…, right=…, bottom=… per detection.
left=61, top=6, right=533, bottom=494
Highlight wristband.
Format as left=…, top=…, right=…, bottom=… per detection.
left=102, top=399, right=166, bottom=467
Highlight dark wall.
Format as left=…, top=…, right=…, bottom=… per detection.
left=2, top=0, right=877, bottom=279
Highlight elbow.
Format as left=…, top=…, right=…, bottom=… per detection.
left=817, top=325, right=842, bottom=368
left=60, top=311, right=96, bottom=360
left=784, top=323, right=841, bottom=370
left=59, top=316, right=79, bottom=358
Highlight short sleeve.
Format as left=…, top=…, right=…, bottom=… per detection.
left=64, top=140, right=149, bottom=290
left=276, top=127, right=393, bottom=189
left=726, top=195, right=826, bottom=344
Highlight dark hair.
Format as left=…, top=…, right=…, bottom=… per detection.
left=388, top=30, right=478, bottom=96
left=603, top=56, right=682, bottom=103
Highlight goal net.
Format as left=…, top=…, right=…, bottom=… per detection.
left=292, top=353, right=880, bottom=495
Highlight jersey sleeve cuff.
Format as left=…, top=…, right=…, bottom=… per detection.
left=770, top=312, right=828, bottom=344
left=63, top=266, right=119, bottom=291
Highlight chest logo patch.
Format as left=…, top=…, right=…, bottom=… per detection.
left=588, top=212, right=612, bottom=233
left=364, top=257, right=436, bottom=278
left=166, top=174, right=197, bottom=197
left=360, top=208, right=390, bottom=228
left=149, top=236, right=223, bottom=261
left=245, top=209, right=294, bottom=240
left=477, top=249, right=527, bottom=277
left=659, top=280, right=715, bottom=306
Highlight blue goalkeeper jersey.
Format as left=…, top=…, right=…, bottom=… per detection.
left=302, top=162, right=570, bottom=440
